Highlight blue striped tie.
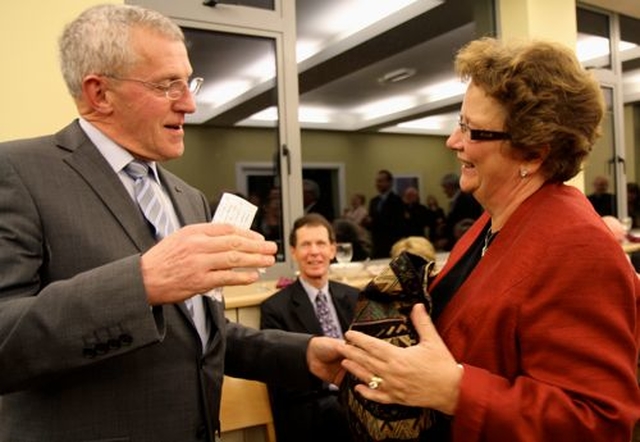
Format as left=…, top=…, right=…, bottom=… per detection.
left=124, top=161, right=175, bottom=239
left=124, top=160, right=209, bottom=350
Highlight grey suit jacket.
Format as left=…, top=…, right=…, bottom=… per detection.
left=0, top=121, right=311, bottom=442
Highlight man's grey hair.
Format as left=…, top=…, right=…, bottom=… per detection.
left=59, top=4, right=184, bottom=98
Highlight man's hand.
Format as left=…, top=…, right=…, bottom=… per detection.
left=307, top=336, right=347, bottom=386
left=140, top=223, right=277, bottom=305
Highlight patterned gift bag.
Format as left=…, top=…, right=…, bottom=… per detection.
left=341, top=251, right=436, bottom=441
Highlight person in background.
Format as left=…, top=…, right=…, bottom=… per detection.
left=628, top=182, right=640, bottom=229
left=587, top=175, right=616, bottom=216
left=247, top=191, right=264, bottom=231
left=303, top=178, right=335, bottom=222
left=333, top=218, right=372, bottom=262
left=425, top=194, right=447, bottom=245
left=0, top=5, right=342, bottom=441
left=259, top=186, right=283, bottom=243
left=339, top=37, right=640, bottom=441
left=390, top=236, right=437, bottom=262
left=261, top=214, right=358, bottom=442
left=343, top=193, right=368, bottom=227
left=363, top=169, right=406, bottom=258
left=440, top=172, right=482, bottom=250
left=401, top=186, right=432, bottom=238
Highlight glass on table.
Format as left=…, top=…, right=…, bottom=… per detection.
left=335, top=242, right=354, bottom=264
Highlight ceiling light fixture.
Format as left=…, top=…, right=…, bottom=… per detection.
left=377, top=68, right=417, bottom=84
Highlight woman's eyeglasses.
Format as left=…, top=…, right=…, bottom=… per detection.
left=458, top=116, right=511, bottom=141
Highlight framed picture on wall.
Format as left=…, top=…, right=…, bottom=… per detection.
left=393, top=174, right=421, bottom=198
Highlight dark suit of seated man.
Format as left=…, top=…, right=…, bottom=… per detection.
left=261, top=214, right=358, bottom=442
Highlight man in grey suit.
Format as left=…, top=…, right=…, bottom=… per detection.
left=0, top=5, right=342, bottom=442
left=261, top=214, right=358, bottom=442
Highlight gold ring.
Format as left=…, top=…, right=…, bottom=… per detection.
left=368, top=375, right=383, bottom=390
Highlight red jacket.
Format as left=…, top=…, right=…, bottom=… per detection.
left=431, top=183, right=640, bottom=441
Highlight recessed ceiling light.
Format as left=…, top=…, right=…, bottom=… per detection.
left=377, top=68, right=417, bottom=84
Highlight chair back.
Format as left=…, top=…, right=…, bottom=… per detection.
left=220, top=376, right=276, bottom=442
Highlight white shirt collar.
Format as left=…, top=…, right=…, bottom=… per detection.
left=78, top=117, right=160, bottom=180
left=299, top=277, right=329, bottom=302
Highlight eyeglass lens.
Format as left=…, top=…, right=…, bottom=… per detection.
left=457, top=117, right=510, bottom=141
left=166, top=78, right=203, bottom=99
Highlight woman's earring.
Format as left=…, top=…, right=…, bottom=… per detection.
left=520, top=169, right=529, bottom=178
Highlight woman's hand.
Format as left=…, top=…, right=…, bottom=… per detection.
left=340, top=303, right=463, bottom=415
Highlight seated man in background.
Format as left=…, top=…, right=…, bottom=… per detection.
left=587, top=175, right=616, bottom=216
left=260, top=214, right=358, bottom=442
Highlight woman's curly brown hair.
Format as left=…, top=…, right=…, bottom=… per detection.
left=455, top=38, right=604, bottom=183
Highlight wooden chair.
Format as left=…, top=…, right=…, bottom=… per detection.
left=220, top=376, right=276, bottom=442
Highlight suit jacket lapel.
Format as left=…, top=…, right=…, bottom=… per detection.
left=290, top=280, right=324, bottom=335
left=157, top=167, right=209, bottom=226
left=57, top=122, right=155, bottom=252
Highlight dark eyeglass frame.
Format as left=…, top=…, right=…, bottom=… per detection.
left=458, top=117, right=511, bottom=141
left=104, top=75, right=204, bottom=100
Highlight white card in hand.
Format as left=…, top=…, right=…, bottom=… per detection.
left=206, top=193, right=260, bottom=302
left=211, top=192, right=258, bottom=229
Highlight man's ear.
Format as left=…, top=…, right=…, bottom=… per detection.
left=81, top=75, right=113, bottom=115
left=329, top=242, right=337, bottom=261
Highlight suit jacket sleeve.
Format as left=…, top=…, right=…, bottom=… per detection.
left=224, top=321, right=314, bottom=389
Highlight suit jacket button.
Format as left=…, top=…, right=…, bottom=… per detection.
left=83, top=347, right=96, bottom=359
left=119, top=334, right=133, bottom=346
left=95, top=342, right=109, bottom=355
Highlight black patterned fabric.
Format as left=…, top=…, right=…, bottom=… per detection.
left=341, top=252, right=436, bottom=441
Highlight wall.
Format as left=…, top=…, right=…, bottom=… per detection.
left=165, top=126, right=458, bottom=210
left=301, top=130, right=458, bottom=209
left=0, top=0, right=121, bottom=142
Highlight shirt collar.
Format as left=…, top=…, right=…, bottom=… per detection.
left=299, top=277, right=329, bottom=302
left=78, top=117, right=160, bottom=181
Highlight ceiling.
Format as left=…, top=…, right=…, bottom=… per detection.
left=184, top=0, right=640, bottom=136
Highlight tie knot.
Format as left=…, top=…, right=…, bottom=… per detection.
left=124, top=160, right=150, bottom=181
left=316, top=291, right=327, bottom=304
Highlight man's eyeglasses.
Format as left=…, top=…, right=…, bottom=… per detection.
left=105, top=76, right=204, bottom=100
left=458, top=116, right=510, bottom=141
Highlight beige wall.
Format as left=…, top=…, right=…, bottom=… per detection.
left=498, top=0, right=576, bottom=45
left=0, top=0, right=121, bottom=142
left=166, top=126, right=457, bottom=210
left=3, top=0, right=637, bottom=202
left=301, top=130, right=457, bottom=208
